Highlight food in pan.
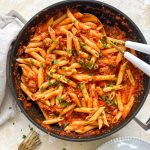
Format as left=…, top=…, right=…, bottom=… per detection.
left=16, top=9, right=143, bottom=134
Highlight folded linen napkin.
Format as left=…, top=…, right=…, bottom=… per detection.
left=0, top=11, right=24, bottom=125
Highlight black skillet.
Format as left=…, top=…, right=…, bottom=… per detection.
left=6, top=0, right=150, bottom=142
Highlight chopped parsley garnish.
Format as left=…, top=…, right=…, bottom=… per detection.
left=101, top=95, right=110, bottom=104
left=101, top=95, right=106, bottom=100
left=48, top=81, right=54, bottom=87
left=81, top=43, right=86, bottom=47
left=62, top=67, right=67, bottom=70
left=40, top=86, right=45, bottom=92
left=57, top=97, right=64, bottom=101
left=67, top=79, right=71, bottom=83
left=105, top=97, right=110, bottom=104
left=79, top=58, right=85, bottom=68
left=112, top=41, right=117, bottom=45
left=99, top=52, right=104, bottom=58
left=50, top=71, right=54, bottom=76
left=66, top=48, right=71, bottom=54
left=53, top=59, right=57, bottom=65
left=81, top=48, right=84, bottom=52
left=52, top=39, right=57, bottom=44
left=30, top=58, right=34, bottom=66
left=87, top=60, right=93, bottom=70
left=28, top=125, right=33, bottom=131
left=40, top=63, right=44, bottom=68
left=22, top=135, right=26, bottom=139
left=80, top=82, right=85, bottom=91
left=60, top=101, right=67, bottom=106
left=73, top=51, right=77, bottom=57
left=63, top=122, right=69, bottom=128
left=93, top=65, right=98, bottom=70
left=109, top=83, right=114, bottom=87
left=56, top=80, right=61, bottom=86
left=73, top=19, right=77, bottom=23
left=100, top=39, right=108, bottom=48
left=112, top=99, right=118, bottom=106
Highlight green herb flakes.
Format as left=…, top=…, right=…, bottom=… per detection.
left=28, top=125, right=33, bottom=131
left=101, top=95, right=106, bottom=100
left=100, top=39, right=108, bottom=48
left=66, top=48, right=71, bottom=54
left=109, top=83, right=113, bottom=87
left=67, top=79, right=71, bottom=83
left=30, top=58, right=34, bottom=66
left=73, top=51, right=77, bottom=57
left=40, top=63, right=44, bottom=68
left=105, top=97, right=110, bottom=104
left=48, top=81, right=54, bottom=87
left=79, top=58, right=85, bottom=68
left=73, top=19, right=77, bottom=23
left=52, top=39, right=57, bottom=44
left=112, top=99, right=118, bottom=106
left=57, top=97, right=64, bottom=101
left=22, top=135, right=26, bottom=139
left=40, top=86, right=45, bottom=92
left=87, top=60, right=93, bottom=70
left=63, top=122, right=69, bottom=128
left=53, top=59, right=57, bottom=65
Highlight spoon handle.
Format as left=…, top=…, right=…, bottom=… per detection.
left=125, top=41, right=150, bottom=55
left=124, top=52, right=150, bottom=77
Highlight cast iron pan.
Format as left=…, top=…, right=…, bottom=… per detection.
left=6, top=0, right=150, bottom=142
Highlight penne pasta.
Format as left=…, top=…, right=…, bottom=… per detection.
left=94, top=75, right=116, bottom=81
left=122, top=96, right=134, bottom=119
left=66, top=31, right=73, bottom=56
left=112, top=111, right=122, bottom=123
left=20, top=83, right=34, bottom=100
left=43, top=117, right=64, bottom=124
left=74, top=107, right=97, bottom=113
left=116, top=92, right=124, bottom=111
left=47, top=36, right=61, bottom=54
left=75, top=125, right=97, bottom=134
left=52, top=13, right=67, bottom=27
left=80, top=82, right=92, bottom=108
left=89, top=107, right=105, bottom=122
left=103, top=85, right=123, bottom=92
left=102, top=110, right=109, bottom=127
left=48, top=73, right=77, bottom=88
left=48, top=26, right=56, bottom=40
left=38, top=67, right=44, bottom=88
left=116, top=62, right=127, bottom=85
left=126, top=69, right=135, bottom=86
left=59, top=103, right=76, bottom=116
left=29, top=51, right=45, bottom=63
left=80, top=35, right=100, bottom=52
left=68, top=92, right=81, bottom=107
left=81, top=42, right=99, bottom=57
left=17, top=9, right=143, bottom=134
left=59, top=12, right=83, bottom=25
left=27, top=42, right=43, bottom=48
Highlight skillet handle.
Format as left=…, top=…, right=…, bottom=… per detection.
left=7, top=10, right=27, bottom=24
left=134, top=117, right=150, bottom=130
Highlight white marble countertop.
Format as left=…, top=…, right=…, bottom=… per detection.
left=0, top=0, right=150, bottom=150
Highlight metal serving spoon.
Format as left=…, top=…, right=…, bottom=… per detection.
left=80, top=13, right=150, bottom=77
left=109, top=39, right=150, bottom=77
